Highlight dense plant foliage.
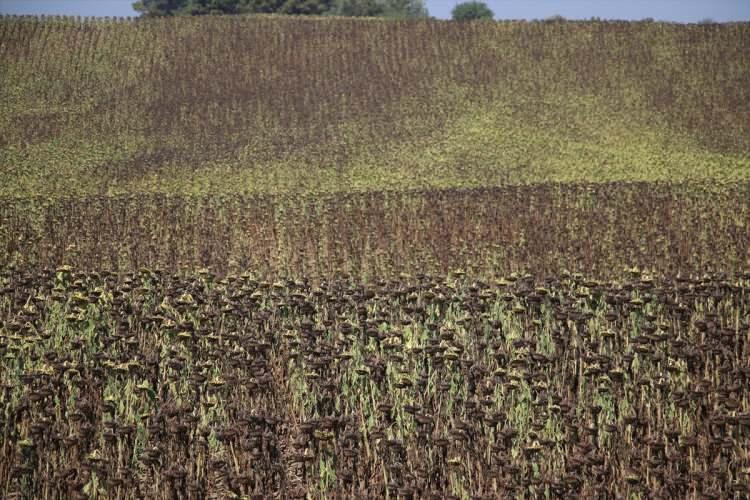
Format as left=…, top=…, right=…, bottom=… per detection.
left=131, top=0, right=428, bottom=18
left=1, top=268, right=749, bottom=498
left=1, top=15, right=749, bottom=499
left=1, top=183, right=749, bottom=279
left=1, top=16, right=748, bottom=197
left=451, top=1, right=493, bottom=22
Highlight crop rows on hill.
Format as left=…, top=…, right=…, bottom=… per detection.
left=2, top=183, right=749, bottom=280
left=2, top=16, right=749, bottom=196
left=3, top=14, right=746, bottom=153
left=2, top=14, right=750, bottom=500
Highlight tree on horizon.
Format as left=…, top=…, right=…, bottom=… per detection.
left=133, top=0, right=428, bottom=18
left=451, top=1, right=493, bottom=21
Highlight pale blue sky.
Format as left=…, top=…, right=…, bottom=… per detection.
left=0, top=0, right=748, bottom=22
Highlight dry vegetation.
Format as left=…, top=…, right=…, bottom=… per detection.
left=1, top=183, right=749, bottom=279
left=1, top=15, right=749, bottom=196
left=1, top=268, right=749, bottom=498
left=1, top=14, right=750, bottom=500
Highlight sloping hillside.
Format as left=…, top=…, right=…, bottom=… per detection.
left=1, top=16, right=749, bottom=196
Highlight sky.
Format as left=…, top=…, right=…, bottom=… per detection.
left=0, top=0, right=748, bottom=22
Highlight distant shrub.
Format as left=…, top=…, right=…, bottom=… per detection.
left=544, top=14, right=566, bottom=23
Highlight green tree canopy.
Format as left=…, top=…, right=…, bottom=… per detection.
left=379, top=0, right=428, bottom=18
left=330, top=0, right=385, bottom=17
left=133, top=0, right=427, bottom=17
left=134, top=0, right=334, bottom=16
left=451, top=1, right=493, bottom=21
